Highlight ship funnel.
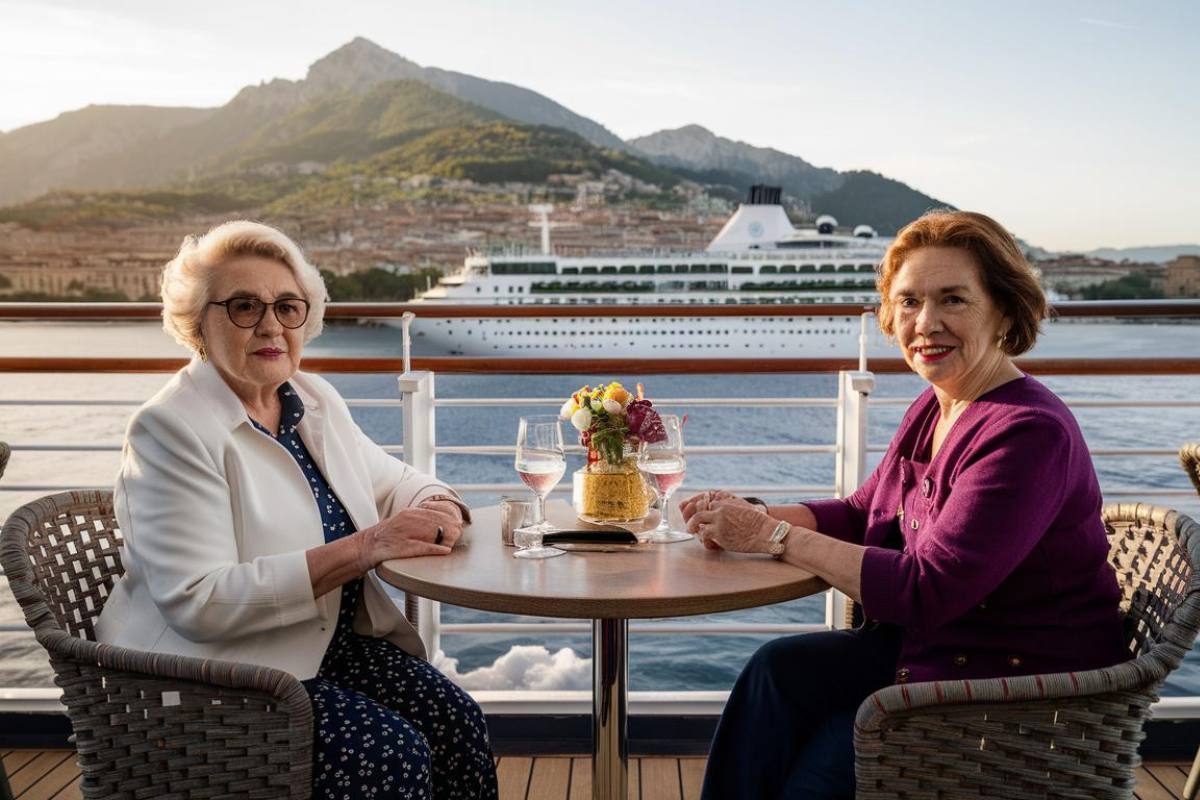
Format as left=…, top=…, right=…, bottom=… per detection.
left=746, top=184, right=783, bottom=205
left=706, top=184, right=794, bottom=251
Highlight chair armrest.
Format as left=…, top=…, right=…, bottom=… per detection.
left=853, top=660, right=1157, bottom=800
left=39, top=629, right=312, bottom=800
left=856, top=658, right=1157, bottom=733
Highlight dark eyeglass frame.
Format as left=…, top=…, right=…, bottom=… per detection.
left=208, top=296, right=311, bottom=329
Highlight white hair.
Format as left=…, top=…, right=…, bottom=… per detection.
left=160, top=220, right=328, bottom=359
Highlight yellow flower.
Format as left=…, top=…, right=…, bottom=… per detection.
left=605, top=384, right=632, bottom=406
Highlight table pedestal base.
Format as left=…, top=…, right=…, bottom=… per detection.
left=592, top=618, right=628, bottom=800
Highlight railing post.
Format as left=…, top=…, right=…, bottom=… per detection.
left=827, top=364, right=875, bottom=630
left=397, top=367, right=442, bottom=658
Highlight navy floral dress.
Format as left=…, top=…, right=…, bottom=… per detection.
left=250, top=384, right=498, bottom=800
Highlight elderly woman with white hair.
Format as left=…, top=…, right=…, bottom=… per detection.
left=94, top=220, right=498, bottom=800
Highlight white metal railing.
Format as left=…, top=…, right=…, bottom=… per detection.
left=2, top=314, right=1200, bottom=717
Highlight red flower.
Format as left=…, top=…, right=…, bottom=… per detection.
left=627, top=400, right=667, bottom=444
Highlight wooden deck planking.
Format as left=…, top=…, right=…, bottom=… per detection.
left=4, top=750, right=1198, bottom=799
left=679, top=757, right=706, bottom=800
left=8, top=752, right=73, bottom=796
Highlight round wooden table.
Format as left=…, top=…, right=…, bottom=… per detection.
left=376, top=501, right=827, bottom=800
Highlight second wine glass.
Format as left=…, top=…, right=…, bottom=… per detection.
left=513, top=414, right=566, bottom=559
left=637, top=414, right=693, bottom=543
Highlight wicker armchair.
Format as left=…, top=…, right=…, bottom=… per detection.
left=853, top=502, right=1200, bottom=799
left=0, top=490, right=315, bottom=799
left=1182, top=443, right=1200, bottom=500
left=0, top=442, right=12, bottom=800
left=1180, top=443, right=1200, bottom=800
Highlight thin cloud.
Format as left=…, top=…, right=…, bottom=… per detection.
left=1079, top=17, right=1138, bottom=31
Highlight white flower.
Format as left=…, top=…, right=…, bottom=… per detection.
left=590, top=397, right=603, bottom=412
left=560, top=399, right=578, bottom=419
left=602, top=398, right=622, bottom=414
left=570, top=407, right=593, bottom=431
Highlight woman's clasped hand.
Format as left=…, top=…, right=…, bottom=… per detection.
left=680, top=492, right=772, bottom=552
left=357, top=505, right=463, bottom=567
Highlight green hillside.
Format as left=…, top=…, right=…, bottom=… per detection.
left=230, top=80, right=505, bottom=166
left=266, top=122, right=681, bottom=213
left=0, top=189, right=250, bottom=228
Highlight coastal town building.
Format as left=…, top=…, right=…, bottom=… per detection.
left=1166, top=255, right=1200, bottom=298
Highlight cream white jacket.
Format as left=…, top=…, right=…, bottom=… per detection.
left=94, top=357, right=458, bottom=678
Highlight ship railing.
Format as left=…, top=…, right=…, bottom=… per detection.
left=1, top=299, right=1199, bottom=717
left=476, top=246, right=886, bottom=261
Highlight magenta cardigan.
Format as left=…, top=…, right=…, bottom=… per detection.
left=805, top=376, right=1129, bottom=684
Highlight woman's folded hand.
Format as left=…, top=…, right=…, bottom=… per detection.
left=680, top=490, right=744, bottom=522
left=686, top=501, right=777, bottom=554
left=358, top=507, right=462, bottom=568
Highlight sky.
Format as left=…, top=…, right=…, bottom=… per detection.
left=1, top=0, right=1197, bottom=252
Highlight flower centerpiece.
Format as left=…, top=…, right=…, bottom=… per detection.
left=560, top=381, right=666, bottom=522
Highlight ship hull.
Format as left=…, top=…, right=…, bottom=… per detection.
left=409, top=314, right=871, bottom=357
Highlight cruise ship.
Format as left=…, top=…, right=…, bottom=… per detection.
left=411, top=186, right=889, bottom=357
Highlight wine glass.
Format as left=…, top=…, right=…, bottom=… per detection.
left=513, top=415, right=566, bottom=559
left=637, top=414, right=693, bottom=543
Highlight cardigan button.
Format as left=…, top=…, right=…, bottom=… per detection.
left=953, top=654, right=968, bottom=667
left=910, top=518, right=919, bottom=530
left=896, top=667, right=911, bottom=683
left=922, top=477, right=933, bottom=498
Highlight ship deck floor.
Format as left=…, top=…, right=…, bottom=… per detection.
left=2, top=750, right=1196, bottom=799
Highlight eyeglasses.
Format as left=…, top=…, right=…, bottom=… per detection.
left=208, top=296, right=310, bottom=329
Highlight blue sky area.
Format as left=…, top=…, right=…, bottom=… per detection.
left=1, top=0, right=1196, bottom=250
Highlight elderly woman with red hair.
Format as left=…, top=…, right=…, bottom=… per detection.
left=683, top=211, right=1129, bottom=800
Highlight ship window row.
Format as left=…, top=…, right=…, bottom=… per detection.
left=490, top=262, right=557, bottom=275
left=467, top=328, right=851, bottom=337
left=489, top=317, right=851, bottom=324
left=489, top=341, right=842, bottom=350
left=542, top=264, right=876, bottom=276
left=509, top=263, right=877, bottom=278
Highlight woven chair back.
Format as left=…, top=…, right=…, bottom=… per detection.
left=1103, top=503, right=1200, bottom=667
left=1, top=490, right=123, bottom=641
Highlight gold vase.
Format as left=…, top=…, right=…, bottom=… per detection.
left=572, top=452, right=651, bottom=522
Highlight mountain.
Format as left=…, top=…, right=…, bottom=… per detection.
left=0, top=37, right=955, bottom=237
left=0, top=122, right=677, bottom=226
left=225, top=79, right=504, bottom=166
left=808, top=170, right=952, bottom=236
left=262, top=122, right=677, bottom=215
left=627, top=125, right=952, bottom=234
left=0, top=105, right=213, bottom=203
left=0, top=37, right=625, bottom=206
left=628, top=124, right=841, bottom=200
left=231, top=37, right=626, bottom=151
left=1082, top=245, right=1200, bottom=264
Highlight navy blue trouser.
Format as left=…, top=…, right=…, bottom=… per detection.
left=701, top=624, right=902, bottom=800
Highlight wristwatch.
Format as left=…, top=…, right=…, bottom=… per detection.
left=767, top=520, right=791, bottom=558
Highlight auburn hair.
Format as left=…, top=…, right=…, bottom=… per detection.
left=876, top=210, right=1047, bottom=356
